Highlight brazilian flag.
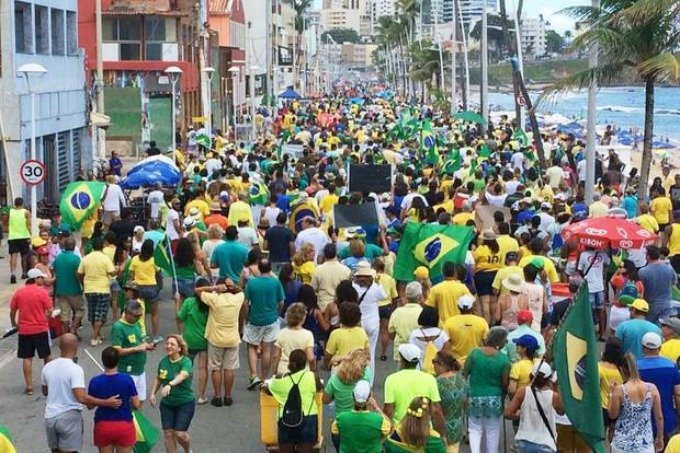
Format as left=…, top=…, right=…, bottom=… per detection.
left=512, top=128, right=529, bottom=148
left=133, top=410, right=160, bottom=453
left=552, top=281, right=605, bottom=453
left=289, top=202, right=320, bottom=234
left=249, top=181, right=270, bottom=206
left=0, top=425, right=17, bottom=453
left=394, top=223, right=474, bottom=282
left=195, top=133, right=212, bottom=149
left=59, top=181, right=106, bottom=229
left=442, top=149, right=462, bottom=175
left=153, top=239, right=175, bottom=278
left=479, top=143, right=491, bottom=158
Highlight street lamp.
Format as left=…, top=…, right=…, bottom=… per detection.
left=201, top=67, right=216, bottom=135
left=164, top=66, right=183, bottom=164
left=18, top=63, right=47, bottom=237
left=249, top=65, right=260, bottom=143
left=228, top=66, right=240, bottom=136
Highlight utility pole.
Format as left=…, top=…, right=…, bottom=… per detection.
left=95, top=0, right=105, bottom=161
left=450, top=0, right=457, bottom=116
left=198, top=0, right=211, bottom=134
left=266, top=0, right=273, bottom=106
left=585, top=0, right=599, bottom=203
left=480, top=2, right=488, bottom=131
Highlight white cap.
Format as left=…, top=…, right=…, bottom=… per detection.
left=189, top=207, right=200, bottom=217
left=183, top=217, right=196, bottom=228
left=532, top=361, right=556, bottom=382
left=133, top=225, right=145, bottom=233
left=458, top=294, right=475, bottom=310
left=353, top=380, right=371, bottom=403
left=398, top=343, right=421, bottom=363
left=642, top=332, right=662, bottom=349
left=27, top=268, right=47, bottom=279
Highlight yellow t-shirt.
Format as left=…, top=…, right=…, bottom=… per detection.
left=452, top=212, right=475, bottom=226
left=666, top=434, right=680, bottom=453
left=274, top=327, right=315, bottom=374
left=201, top=291, right=244, bottom=348
left=294, top=261, right=316, bottom=285
left=269, top=370, right=318, bottom=417
left=497, top=234, right=520, bottom=267
left=129, top=256, right=158, bottom=286
left=319, top=194, right=339, bottom=214
left=518, top=255, right=559, bottom=283
left=433, top=200, right=454, bottom=214
left=376, top=273, right=398, bottom=307
left=103, top=245, right=116, bottom=264
left=80, top=210, right=99, bottom=238
left=227, top=200, right=254, bottom=227
left=637, top=214, right=660, bottom=233
left=184, top=199, right=211, bottom=221
left=473, top=245, right=502, bottom=272
left=326, top=326, right=369, bottom=358
left=510, top=359, right=535, bottom=388
left=77, top=251, right=115, bottom=294
left=661, top=339, right=680, bottom=365
left=426, top=280, right=472, bottom=325
left=443, top=314, right=489, bottom=362
left=388, top=304, right=423, bottom=361
left=598, top=363, right=623, bottom=409
left=492, top=266, right=524, bottom=295
left=651, top=196, right=672, bottom=225
left=518, top=245, right=531, bottom=260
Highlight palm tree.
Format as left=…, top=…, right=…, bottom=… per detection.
left=543, top=0, right=680, bottom=199
left=283, top=0, right=313, bottom=92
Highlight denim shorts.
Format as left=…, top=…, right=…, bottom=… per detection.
left=159, top=400, right=195, bottom=432
left=172, top=278, right=195, bottom=299
left=589, top=291, right=604, bottom=309
left=516, top=439, right=556, bottom=452
left=86, top=293, right=110, bottom=323
left=137, top=285, right=159, bottom=304
left=278, top=415, right=318, bottom=445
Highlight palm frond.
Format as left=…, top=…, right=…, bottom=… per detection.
left=614, top=0, right=680, bottom=26
left=636, top=53, right=680, bottom=82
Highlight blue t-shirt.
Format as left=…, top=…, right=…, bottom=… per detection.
left=88, top=373, right=137, bottom=422
left=639, top=262, right=677, bottom=305
left=211, top=240, right=248, bottom=282
left=264, top=225, right=295, bottom=263
left=244, top=275, right=285, bottom=326
left=622, top=195, right=638, bottom=219
left=615, top=319, right=662, bottom=359
left=638, top=356, right=680, bottom=435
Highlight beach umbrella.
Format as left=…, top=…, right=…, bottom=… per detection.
left=453, top=111, right=486, bottom=124
left=561, top=216, right=657, bottom=250
left=121, top=157, right=181, bottom=189
left=279, top=86, right=301, bottom=100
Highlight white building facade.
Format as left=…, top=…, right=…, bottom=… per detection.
left=1, top=0, right=89, bottom=205
left=521, top=15, right=547, bottom=58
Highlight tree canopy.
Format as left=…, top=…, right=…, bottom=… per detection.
left=321, top=28, right=360, bottom=45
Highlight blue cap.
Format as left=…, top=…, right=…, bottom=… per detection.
left=513, top=334, right=539, bottom=352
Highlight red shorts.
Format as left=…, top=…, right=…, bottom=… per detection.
left=94, top=420, right=136, bottom=447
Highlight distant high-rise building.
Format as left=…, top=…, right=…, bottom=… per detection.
left=521, top=15, right=547, bottom=57
left=372, top=0, right=396, bottom=22
left=456, top=0, right=498, bottom=30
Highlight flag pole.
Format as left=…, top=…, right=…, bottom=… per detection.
left=166, top=235, right=179, bottom=296
left=83, top=348, right=105, bottom=372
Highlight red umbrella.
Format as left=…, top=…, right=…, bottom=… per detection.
left=561, top=216, right=657, bottom=250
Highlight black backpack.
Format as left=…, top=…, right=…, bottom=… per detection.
left=281, top=372, right=311, bottom=428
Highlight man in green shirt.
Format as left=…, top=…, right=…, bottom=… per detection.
left=112, top=300, right=154, bottom=403
left=337, top=227, right=388, bottom=263
left=53, top=237, right=83, bottom=335
left=211, top=226, right=248, bottom=282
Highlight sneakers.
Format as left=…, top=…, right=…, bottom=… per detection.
left=10, top=275, right=16, bottom=284
left=210, top=396, right=223, bottom=407
left=152, top=335, right=164, bottom=344
left=223, top=396, right=233, bottom=406
left=196, top=397, right=208, bottom=405
left=247, top=376, right=262, bottom=390
left=89, top=338, right=102, bottom=347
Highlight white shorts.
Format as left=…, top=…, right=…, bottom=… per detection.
left=243, top=322, right=279, bottom=345
left=131, top=372, right=147, bottom=401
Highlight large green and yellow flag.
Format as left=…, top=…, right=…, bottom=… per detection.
left=552, top=281, right=605, bottom=453
left=59, top=181, right=106, bottom=229
left=153, top=239, right=175, bottom=278
left=394, top=223, right=475, bottom=281
left=133, top=410, right=160, bottom=453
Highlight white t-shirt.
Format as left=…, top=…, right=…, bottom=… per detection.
left=41, top=358, right=85, bottom=419
left=263, top=206, right=282, bottom=227
left=202, top=239, right=225, bottom=263
left=102, top=184, right=126, bottom=212
left=486, top=192, right=508, bottom=208
left=408, top=327, right=450, bottom=370
left=294, top=228, right=330, bottom=262
left=505, top=180, right=521, bottom=196
left=147, top=190, right=164, bottom=219
left=353, top=282, right=387, bottom=328
left=165, top=209, right=181, bottom=240
left=511, top=152, right=525, bottom=170
left=577, top=251, right=610, bottom=293
left=577, top=160, right=587, bottom=182
left=546, top=166, right=564, bottom=188
left=400, top=193, right=428, bottom=211
left=237, top=227, right=260, bottom=250
left=205, top=158, right=222, bottom=176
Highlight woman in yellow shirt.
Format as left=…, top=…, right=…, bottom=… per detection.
left=293, top=243, right=316, bottom=285
left=129, top=239, right=161, bottom=339
left=598, top=338, right=624, bottom=442
left=650, top=189, right=673, bottom=229
left=473, top=229, right=502, bottom=324
left=324, top=301, right=369, bottom=370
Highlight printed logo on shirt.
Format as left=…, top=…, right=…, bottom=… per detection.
left=127, top=334, right=137, bottom=344
left=159, top=369, right=168, bottom=380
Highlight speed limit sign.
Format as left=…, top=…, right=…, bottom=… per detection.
left=20, top=159, right=46, bottom=185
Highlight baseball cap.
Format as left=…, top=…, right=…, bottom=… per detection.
left=183, top=217, right=196, bottom=228
left=398, top=343, right=421, bottom=363
left=345, top=226, right=367, bottom=239
left=352, top=380, right=371, bottom=404
left=457, top=294, right=475, bottom=310
left=661, top=318, right=680, bottom=336
left=642, top=332, right=662, bottom=350
left=35, top=246, right=49, bottom=256
left=413, top=266, right=429, bottom=280
left=630, top=298, right=649, bottom=313
left=530, top=257, right=545, bottom=270
left=532, top=361, right=556, bottom=381
left=189, top=207, right=200, bottom=218
left=27, top=268, right=47, bottom=279
left=517, top=310, right=533, bottom=324
left=513, top=334, right=539, bottom=352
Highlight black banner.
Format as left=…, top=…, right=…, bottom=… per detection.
left=333, top=203, right=379, bottom=229
left=348, top=164, right=392, bottom=193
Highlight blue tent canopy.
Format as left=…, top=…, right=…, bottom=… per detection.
left=279, top=86, right=301, bottom=100
left=121, top=156, right=181, bottom=189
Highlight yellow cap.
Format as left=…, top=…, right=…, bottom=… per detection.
left=630, top=298, right=649, bottom=313
left=238, top=212, right=250, bottom=222
left=31, top=236, right=47, bottom=248
left=414, top=266, right=429, bottom=280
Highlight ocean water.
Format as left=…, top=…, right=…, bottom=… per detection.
left=487, top=86, right=680, bottom=142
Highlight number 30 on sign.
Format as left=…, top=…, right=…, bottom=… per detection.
left=20, top=160, right=46, bottom=185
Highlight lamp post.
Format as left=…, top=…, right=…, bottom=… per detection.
left=18, top=63, right=47, bottom=237
left=164, top=66, right=183, bottom=164
left=249, top=65, right=260, bottom=143
left=201, top=67, right=215, bottom=135
left=228, top=66, right=240, bottom=137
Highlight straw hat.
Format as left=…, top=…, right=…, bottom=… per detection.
left=354, top=262, right=376, bottom=278
left=502, top=273, right=524, bottom=293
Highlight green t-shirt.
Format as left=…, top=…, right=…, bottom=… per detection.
left=211, top=240, right=248, bottom=282
left=177, top=297, right=208, bottom=350
left=244, top=275, right=285, bottom=326
left=175, top=265, right=195, bottom=280
left=157, top=355, right=194, bottom=406
left=464, top=348, right=511, bottom=398
left=268, top=370, right=318, bottom=417
left=335, top=410, right=386, bottom=453
left=111, top=319, right=146, bottom=376
left=53, top=251, right=82, bottom=296
left=324, top=367, right=372, bottom=418
left=338, top=243, right=384, bottom=262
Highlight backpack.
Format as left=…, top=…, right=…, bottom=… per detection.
left=281, top=372, right=311, bottom=428
left=420, top=329, right=440, bottom=375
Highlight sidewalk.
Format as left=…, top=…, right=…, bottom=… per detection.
left=0, top=242, right=19, bottom=370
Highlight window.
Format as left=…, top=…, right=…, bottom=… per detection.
left=35, top=5, right=49, bottom=55
left=51, top=9, right=65, bottom=56
left=103, top=17, right=141, bottom=60
left=15, top=2, right=33, bottom=54
left=145, top=18, right=176, bottom=61
left=66, top=11, right=77, bottom=55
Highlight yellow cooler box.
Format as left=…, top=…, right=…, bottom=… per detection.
left=260, top=392, right=325, bottom=451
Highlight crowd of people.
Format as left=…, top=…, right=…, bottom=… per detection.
left=6, top=86, right=680, bottom=453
